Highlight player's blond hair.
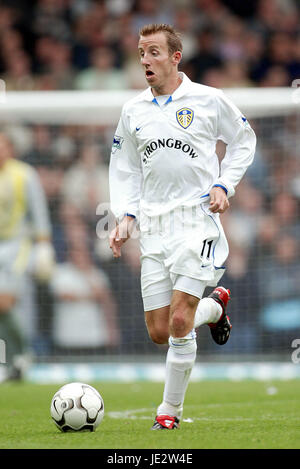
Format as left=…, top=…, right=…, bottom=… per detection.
left=139, top=24, right=183, bottom=56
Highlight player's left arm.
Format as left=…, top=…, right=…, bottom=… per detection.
left=209, top=185, right=230, bottom=214
left=214, top=90, right=257, bottom=200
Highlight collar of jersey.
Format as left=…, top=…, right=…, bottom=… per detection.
left=142, top=72, right=191, bottom=103
left=152, top=95, right=172, bottom=106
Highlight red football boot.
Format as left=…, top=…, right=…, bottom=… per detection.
left=151, top=415, right=180, bottom=430
left=208, top=287, right=232, bottom=345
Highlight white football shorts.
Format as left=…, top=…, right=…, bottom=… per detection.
left=140, top=201, right=229, bottom=311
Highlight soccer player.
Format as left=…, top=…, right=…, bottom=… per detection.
left=0, top=132, right=54, bottom=380
left=109, top=24, right=256, bottom=429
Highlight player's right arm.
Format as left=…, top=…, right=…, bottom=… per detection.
left=109, top=105, right=142, bottom=257
left=109, top=215, right=136, bottom=258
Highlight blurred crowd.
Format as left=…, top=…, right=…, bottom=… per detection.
left=0, top=0, right=299, bottom=91
left=0, top=0, right=300, bottom=370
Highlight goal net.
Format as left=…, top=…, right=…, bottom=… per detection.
left=0, top=86, right=299, bottom=381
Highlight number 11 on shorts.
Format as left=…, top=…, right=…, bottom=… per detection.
left=200, top=239, right=213, bottom=259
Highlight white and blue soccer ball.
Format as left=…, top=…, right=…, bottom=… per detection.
left=50, top=382, right=104, bottom=432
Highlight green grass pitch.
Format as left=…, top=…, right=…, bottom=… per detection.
left=0, top=379, right=300, bottom=449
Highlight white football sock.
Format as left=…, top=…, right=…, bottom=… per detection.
left=157, top=331, right=197, bottom=420
left=193, top=297, right=222, bottom=328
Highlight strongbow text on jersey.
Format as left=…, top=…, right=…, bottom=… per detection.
left=143, top=138, right=198, bottom=163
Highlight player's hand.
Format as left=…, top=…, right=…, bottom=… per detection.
left=209, top=186, right=230, bottom=213
left=109, top=216, right=135, bottom=258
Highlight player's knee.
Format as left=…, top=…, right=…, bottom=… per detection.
left=170, top=293, right=198, bottom=337
left=170, top=310, right=189, bottom=337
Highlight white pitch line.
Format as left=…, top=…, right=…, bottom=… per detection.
left=106, top=408, right=299, bottom=423
left=107, top=408, right=155, bottom=420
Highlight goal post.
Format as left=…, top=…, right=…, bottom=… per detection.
left=0, top=86, right=299, bottom=124
left=0, top=86, right=299, bottom=381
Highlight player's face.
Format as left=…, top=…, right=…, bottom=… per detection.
left=138, top=32, right=181, bottom=94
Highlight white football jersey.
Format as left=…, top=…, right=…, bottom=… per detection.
left=109, top=72, right=256, bottom=221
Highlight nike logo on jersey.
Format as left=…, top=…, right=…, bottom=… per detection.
left=241, top=116, right=249, bottom=127
left=136, top=127, right=141, bottom=132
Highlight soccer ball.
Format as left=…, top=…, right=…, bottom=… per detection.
left=50, top=382, right=104, bottom=432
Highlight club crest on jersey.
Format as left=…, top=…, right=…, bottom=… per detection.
left=111, top=135, right=124, bottom=154
left=176, top=108, right=194, bottom=129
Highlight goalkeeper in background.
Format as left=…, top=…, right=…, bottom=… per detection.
left=0, top=132, right=55, bottom=380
